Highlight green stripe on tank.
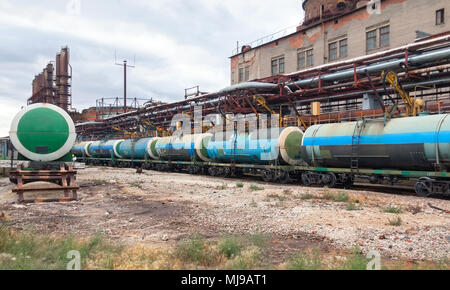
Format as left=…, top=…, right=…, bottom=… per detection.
left=17, top=107, right=69, bottom=154
left=200, top=135, right=211, bottom=158
left=150, top=139, right=158, bottom=157
left=284, top=130, right=303, bottom=160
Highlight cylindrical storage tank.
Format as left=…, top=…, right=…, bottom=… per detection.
left=206, top=127, right=304, bottom=165
left=9, top=103, right=76, bottom=162
left=88, top=139, right=124, bottom=159
left=301, top=114, right=450, bottom=171
left=72, top=141, right=93, bottom=157
left=118, top=137, right=157, bottom=160
left=155, top=134, right=210, bottom=161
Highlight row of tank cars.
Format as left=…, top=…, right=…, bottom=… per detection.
left=72, top=114, right=450, bottom=197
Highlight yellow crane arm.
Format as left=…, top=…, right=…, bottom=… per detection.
left=112, top=126, right=139, bottom=138
left=382, top=71, right=423, bottom=116
left=254, top=95, right=276, bottom=115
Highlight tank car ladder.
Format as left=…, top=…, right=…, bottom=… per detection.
left=351, top=118, right=366, bottom=172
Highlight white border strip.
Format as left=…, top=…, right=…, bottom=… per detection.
left=9, top=103, right=77, bottom=162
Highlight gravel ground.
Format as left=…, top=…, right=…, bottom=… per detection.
left=0, top=166, right=449, bottom=262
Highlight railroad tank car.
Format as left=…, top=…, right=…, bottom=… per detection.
left=155, top=133, right=212, bottom=162
left=206, top=127, right=304, bottom=165
left=9, top=103, right=77, bottom=162
left=88, top=139, right=124, bottom=159
left=117, top=137, right=159, bottom=160
left=301, top=114, right=450, bottom=171
left=72, top=141, right=94, bottom=157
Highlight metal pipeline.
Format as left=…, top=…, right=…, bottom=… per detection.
left=288, top=47, right=450, bottom=89
left=292, top=77, right=450, bottom=105
left=218, top=81, right=278, bottom=93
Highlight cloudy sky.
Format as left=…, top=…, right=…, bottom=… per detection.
left=0, top=0, right=304, bottom=136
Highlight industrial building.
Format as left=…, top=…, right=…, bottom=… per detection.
left=231, top=0, right=450, bottom=84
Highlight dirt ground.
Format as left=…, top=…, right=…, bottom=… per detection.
left=0, top=166, right=449, bottom=264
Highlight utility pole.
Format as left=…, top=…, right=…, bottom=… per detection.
left=115, top=52, right=135, bottom=113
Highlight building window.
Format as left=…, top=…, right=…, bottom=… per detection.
left=298, top=49, right=313, bottom=69
left=298, top=51, right=306, bottom=69
left=339, top=39, right=348, bottom=58
left=366, top=29, right=377, bottom=51
left=436, top=9, right=445, bottom=25
left=271, top=56, right=285, bottom=75
left=238, top=68, right=244, bottom=82
left=306, top=49, right=314, bottom=67
left=328, top=38, right=347, bottom=62
left=379, top=26, right=390, bottom=47
left=329, top=42, right=338, bottom=61
left=367, top=25, right=390, bottom=51
left=244, top=66, right=250, bottom=81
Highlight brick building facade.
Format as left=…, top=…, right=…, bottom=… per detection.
left=230, top=0, right=450, bottom=84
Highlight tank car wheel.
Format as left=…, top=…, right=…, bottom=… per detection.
left=208, top=167, right=217, bottom=176
left=261, top=170, right=275, bottom=182
left=415, top=178, right=432, bottom=197
left=322, top=172, right=337, bottom=188
left=342, top=174, right=355, bottom=187
left=276, top=171, right=290, bottom=184
left=222, top=167, right=231, bottom=178
left=301, top=172, right=313, bottom=186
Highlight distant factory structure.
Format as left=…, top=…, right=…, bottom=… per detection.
left=230, top=0, right=450, bottom=84
left=28, top=47, right=72, bottom=112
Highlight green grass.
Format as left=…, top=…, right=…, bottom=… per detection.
left=323, top=192, right=349, bottom=202
left=283, top=189, right=292, bottom=195
left=236, top=182, right=244, bottom=188
left=249, top=185, right=264, bottom=191
left=247, top=233, right=270, bottom=248
left=337, top=247, right=371, bottom=270
left=0, top=226, right=121, bottom=270
left=128, top=181, right=144, bottom=189
left=267, top=194, right=286, bottom=201
left=383, top=206, right=403, bottom=214
left=346, top=202, right=361, bottom=211
left=174, top=234, right=266, bottom=269
left=388, top=217, right=402, bottom=226
left=175, top=235, right=209, bottom=265
left=300, top=193, right=313, bottom=200
left=286, top=249, right=322, bottom=270
left=216, top=184, right=228, bottom=190
left=218, top=235, right=244, bottom=258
